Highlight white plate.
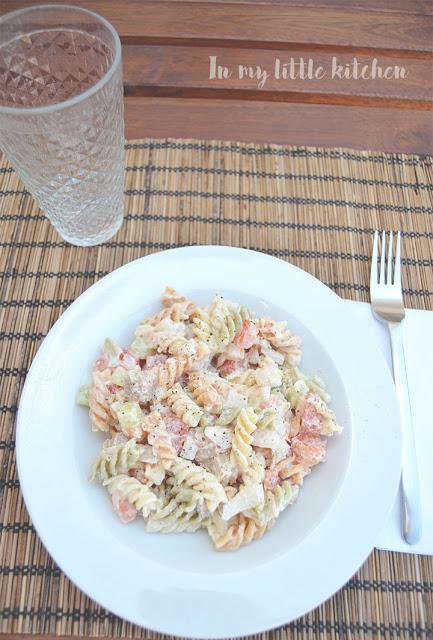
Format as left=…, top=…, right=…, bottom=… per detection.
left=17, top=246, right=402, bottom=638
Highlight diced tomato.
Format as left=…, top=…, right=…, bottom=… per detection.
left=291, top=433, right=326, bottom=467
left=218, top=359, right=238, bottom=377
left=164, top=414, right=188, bottom=434
left=171, top=434, right=188, bottom=454
left=264, top=468, right=280, bottom=490
left=234, top=320, right=259, bottom=350
left=164, top=414, right=189, bottom=453
left=300, top=394, right=324, bottom=435
left=94, top=355, right=109, bottom=371
left=111, top=492, right=137, bottom=523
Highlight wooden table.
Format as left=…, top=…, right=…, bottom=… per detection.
left=3, top=0, right=433, bottom=153
left=0, top=2, right=432, bottom=640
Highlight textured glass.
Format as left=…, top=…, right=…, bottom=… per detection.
left=0, top=6, right=124, bottom=246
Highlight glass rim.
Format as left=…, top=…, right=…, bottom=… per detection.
left=0, top=4, right=122, bottom=116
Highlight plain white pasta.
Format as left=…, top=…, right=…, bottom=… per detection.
left=231, top=408, right=258, bottom=472
left=103, top=475, right=160, bottom=517
left=164, top=383, right=203, bottom=427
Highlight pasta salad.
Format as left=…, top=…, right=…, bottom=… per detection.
left=77, top=288, right=342, bottom=551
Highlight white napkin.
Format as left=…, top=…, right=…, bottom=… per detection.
left=344, top=300, right=433, bottom=555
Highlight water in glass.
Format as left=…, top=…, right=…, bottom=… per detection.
left=0, top=8, right=124, bottom=246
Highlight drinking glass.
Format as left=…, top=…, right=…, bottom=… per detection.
left=0, top=4, right=124, bottom=246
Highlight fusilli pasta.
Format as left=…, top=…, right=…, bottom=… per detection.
left=104, top=475, right=160, bottom=517
left=88, top=369, right=114, bottom=432
left=80, top=289, right=342, bottom=549
left=231, top=408, right=258, bottom=472
left=170, top=458, right=227, bottom=513
left=89, top=438, right=145, bottom=482
left=208, top=512, right=272, bottom=551
left=164, top=383, right=203, bottom=427
left=146, top=413, right=178, bottom=469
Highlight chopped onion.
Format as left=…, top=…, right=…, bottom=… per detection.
left=253, top=428, right=290, bottom=462
left=103, top=338, right=122, bottom=364
left=204, top=426, right=233, bottom=451
left=179, top=433, right=199, bottom=460
left=139, top=445, right=157, bottom=464
left=222, top=482, right=264, bottom=521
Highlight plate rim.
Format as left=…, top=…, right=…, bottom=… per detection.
left=16, top=246, right=402, bottom=638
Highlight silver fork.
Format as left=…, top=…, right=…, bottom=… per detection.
left=370, top=230, right=422, bottom=544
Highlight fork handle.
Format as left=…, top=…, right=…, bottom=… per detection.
left=388, top=321, right=422, bottom=545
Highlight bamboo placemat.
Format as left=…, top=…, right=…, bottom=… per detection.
left=0, top=138, right=432, bottom=639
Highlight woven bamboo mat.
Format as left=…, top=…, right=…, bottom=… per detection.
left=0, top=138, right=432, bottom=639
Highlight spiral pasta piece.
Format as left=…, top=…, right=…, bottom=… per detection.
left=144, top=498, right=204, bottom=533
left=158, top=336, right=210, bottom=365
left=103, top=475, right=160, bottom=517
left=192, top=309, right=213, bottom=347
left=88, top=369, right=115, bottom=432
left=89, top=438, right=145, bottom=482
left=231, top=408, right=258, bottom=472
left=257, top=317, right=302, bottom=365
left=188, top=371, right=223, bottom=414
left=246, top=481, right=299, bottom=527
left=209, top=298, right=250, bottom=351
left=193, top=298, right=249, bottom=354
left=145, top=413, right=178, bottom=469
left=156, top=357, right=191, bottom=388
left=166, top=476, right=203, bottom=513
left=136, top=290, right=196, bottom=328
left=208, top=513, right=273, bottom=551
left=227, top=371, right=268, bottom=409
left=81, top=288, right=342, bottom=551
left=171, top=458, right=227, bottom=513
left=164, top=383, right=203, bottom=427
left=161, top=287, right=197, bottom=316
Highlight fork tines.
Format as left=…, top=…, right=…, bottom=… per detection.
left=370, top=230, right=401, bottom=289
